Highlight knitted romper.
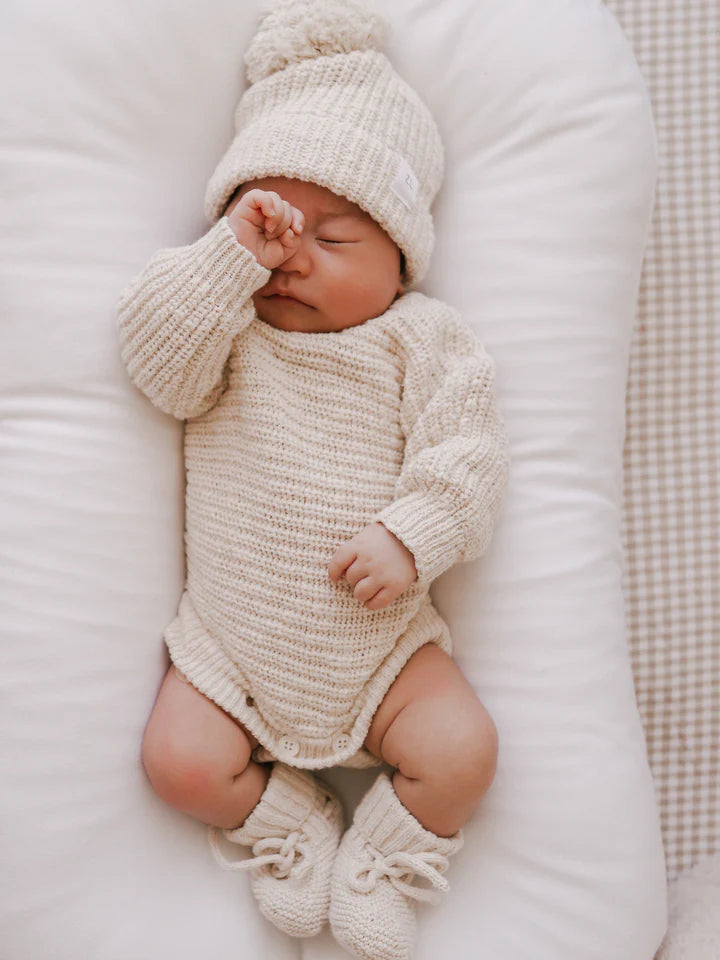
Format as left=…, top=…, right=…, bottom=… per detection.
left=118, top=216, right=509, bottom=771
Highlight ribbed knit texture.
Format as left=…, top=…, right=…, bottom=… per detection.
left=117, top=217, right=509, bottom=770
left=210, top=763, right=343, bottom=938
left=204, top=1, right=444, bottom=287
left=117, top=218, right=269, bottom=420
left=329, top=772, right=464, bottom=960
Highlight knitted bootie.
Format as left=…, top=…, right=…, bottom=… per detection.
left=329, top=772, right=463, bottom=960
left=208, top=762, right=344, bottom=938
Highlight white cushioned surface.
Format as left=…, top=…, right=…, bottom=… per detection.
left=656, top=854, right=720, bottom=959
left=0, top=0, right=667, bottom=957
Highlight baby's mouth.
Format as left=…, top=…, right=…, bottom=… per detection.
left=264, top=290, right=313, bottom=308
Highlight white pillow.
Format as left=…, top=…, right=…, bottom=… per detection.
left=0, top=0, right=667, bottom=958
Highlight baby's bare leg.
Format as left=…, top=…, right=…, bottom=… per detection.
left=364, top=644, right=498, bottom=837
left=142, top=665, right=270, bottom=829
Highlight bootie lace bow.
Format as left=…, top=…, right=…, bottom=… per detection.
left=348, top=845, right=454, bottom=904
left=208, top=825, right=312, bottom=880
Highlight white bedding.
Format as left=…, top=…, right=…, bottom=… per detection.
left=0, top=0, right=667, bottom=957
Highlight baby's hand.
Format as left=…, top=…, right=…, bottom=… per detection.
left=328, top=522, right=417, bottom=611
left=226, top=189, right=305, bottom=270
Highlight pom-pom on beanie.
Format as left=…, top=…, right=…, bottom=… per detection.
left=204, top=0, right=444, bottom=288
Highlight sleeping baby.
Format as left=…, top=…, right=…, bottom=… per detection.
left=117, top=2, right=509, bottom=958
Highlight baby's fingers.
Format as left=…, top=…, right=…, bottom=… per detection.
left=278, top=226, right=300, bottom=251
left=259, top=195, right=287, bottom=235
left=291, top=209, right=304, bottom=235
left=328, top=543, right=357, bottom=582
left=363, top=587, right=394, bottom=611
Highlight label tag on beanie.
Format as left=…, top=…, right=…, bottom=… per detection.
left=390, top=157, right=419, bottom=211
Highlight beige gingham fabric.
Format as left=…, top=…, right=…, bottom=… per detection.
left=605, top=0, right=720, bottom=880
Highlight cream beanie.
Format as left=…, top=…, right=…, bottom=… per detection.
left=204, top=0, right=444, bottom=287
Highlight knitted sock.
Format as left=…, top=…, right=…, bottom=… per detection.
left=329, top=771, right=464, bottom=960
left=208, top=762, right=344, bottom=938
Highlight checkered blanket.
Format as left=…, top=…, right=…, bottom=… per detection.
left=606, top=0, right=720, bottom=882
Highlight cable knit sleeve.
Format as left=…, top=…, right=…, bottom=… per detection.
left=117, top=217, right=271, bottom=420
left=373, top=303, right=510, bottom=586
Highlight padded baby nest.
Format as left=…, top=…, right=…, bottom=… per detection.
left=0, top=0, right=667, bottom=957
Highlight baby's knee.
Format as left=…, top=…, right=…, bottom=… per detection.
left=141, top=726, right=196, bottom=809
left=452, top=703, right=499, bottom=797
left=388, top=696, right=498, bottom=797
left=141, top=721, right=244, bottom=812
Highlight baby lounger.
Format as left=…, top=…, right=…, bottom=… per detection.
left=0, top=0, right=666, bottom=957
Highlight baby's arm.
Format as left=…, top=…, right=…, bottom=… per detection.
left=117, top=219, right=269, bottom=419
left=375, top=308, right=509, bottom=586
left=329, top=307, right=509, bottom=605
left=117, top=190, right=304, bottom=420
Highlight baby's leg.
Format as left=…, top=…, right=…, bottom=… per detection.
left=141, top=664, right=270, bottom=829
left=363, top=644, right=498, bottom=837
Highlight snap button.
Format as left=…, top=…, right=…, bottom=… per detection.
left=279, top=735, right=299, bottom=757
left=245, top=694, right=254, bottom=707
left=332, top=733, right=351, bottom=752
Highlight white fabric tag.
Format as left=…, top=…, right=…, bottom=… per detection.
left=390, top=156, right=419, bottom=211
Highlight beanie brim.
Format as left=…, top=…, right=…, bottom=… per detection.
left=204, top=114, right=434, bottom=288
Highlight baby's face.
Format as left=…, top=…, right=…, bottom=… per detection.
left=226, top=177, right=404, bottom=333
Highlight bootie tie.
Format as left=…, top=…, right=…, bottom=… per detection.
left=208, top=762, right=344, bottom=938
left=329, top=772, right=463, bottom=960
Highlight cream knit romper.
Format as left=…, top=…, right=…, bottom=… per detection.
left=118, top=217, right=509, bottom=771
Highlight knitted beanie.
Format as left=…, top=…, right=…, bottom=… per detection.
left=204, top=0, right=444, bottom=288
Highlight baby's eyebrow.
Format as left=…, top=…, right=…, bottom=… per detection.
left=316, top=210, right=367, bottom=222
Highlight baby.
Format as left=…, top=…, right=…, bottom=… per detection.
left=118, top=2, right=509, bottom=958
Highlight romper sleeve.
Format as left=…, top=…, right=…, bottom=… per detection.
left=117, top=217, right=271, bottom=420
left=373, top=304, right=510, bottom=586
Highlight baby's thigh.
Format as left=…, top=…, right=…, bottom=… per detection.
left=365, top=644, right=497, bottom=777
left=142, top=664, right=257, bottom=799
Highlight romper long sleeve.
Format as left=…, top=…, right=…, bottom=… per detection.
left=374, top=311, right=509, bottom=585
left=118, top=240, right=509, bottom=769
left=117, top=217, right=270, bottom=419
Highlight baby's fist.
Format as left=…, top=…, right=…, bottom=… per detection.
left=226, top=189, right=305, bottom=270
left=328, top=522, right=418, bottom=611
